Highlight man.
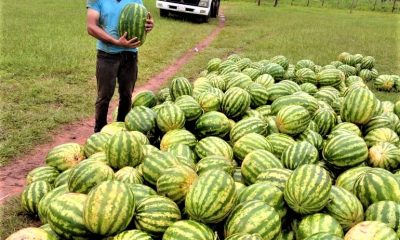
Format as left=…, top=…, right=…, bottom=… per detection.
left=86, top=0, right=154, bottom=132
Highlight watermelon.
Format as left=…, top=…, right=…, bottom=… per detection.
left=156, top=165, right=198, bottom=204
left=364, top=127, right=399, bottom=147
left=196, top=155, right=235, bottom=176
left=225, top=233, right=263, bottom=240
left=198, top=92, right=221, bottom=112
left=21, top=181, right=52, bottom=215
left=233, top=133, right=273, bottom=161
left=68, top=160, right=114, bottom=194
left=195, top=111, right=230, bottom=138
left=230, top=117, right=268, bottom=143
left=225, top=73, right=253, bottom=90
left=132, top=90, right=157, bottom=108
left=296, top=213, right=344, bottom=239
left=271, top=55, right=289, bottom=70
left=354, top=168, right=400, bottom=208
left=265, top=133, right=296, bottom=158
left=360, top=56, right=376, bottom=69
left=38, top=224, right=59, bottom=239
left=157, top=88, right=170, bottom=103
left=276, top=105, right=311, bottom=135
left=295, top=68, right=317, bottom=84
left=241, top=149, right=283, bottom=185
left=207, top=58, right=222, bottom=72
left=142, top=150, right=180, bottom=185
left=106, top=129, right=144, bottom=169
left=163, top=220, right=215, bottom=240
left=394, top=101, right=400, bottom=118
left=185, top=170, right=236, bottom=223
left=101, top=122, right=126, bottom=135
left=134, top=195, right=181, bottom=236
left=242, top=67, right=261, bottom=80
left=224, top=200, right=281, bottom=240
left=325, top=186, right=364, bottom=231
left=160, top=129, right=197, bottom=151
left=167, top=143, right=197, bottom=163
left=256, top=168, right=292, bottom=191
left=195, top=136, right=233, bottom=160
left=156, top=103, right=186, bottom=132
left=374, top=75, right=395, bottom=91
left=83, top=132, right=111, bottom=157
left=335, top=166, right=371, bottom=193
left=113, top=229, right=152, bottom=240
left=125, top=106, right=156, bottom=133
left=246, top=83, right=269, bottom=108
left=38, top=184, right=69, bottom=224
left=313, top=108, right=337, bottom=137
left=304, top=233, right=342, bottom=240
left=53, top=168, right=72, bottom=188
left=270, top=94, right=319, bottom=115
left=83, top=181, right=135, bottom=236
left=26, top=166, right=59, bottom=185
left=174, top=95, right=203, bottom=122
left=284, top=164, right=332, bottom=214
left=368, top=142, right=400, bottom=170
left=130, top=184, right=157, bottom=203
left=281, top=141, right=319, bottom=170
left=48, top=193, right=92, bottom=239
left=340, top=87, right=378, bottom=125
left=332, top=122, right=362, bottom=136
left=115, top=166, right=144, bottom=184
left=45, top=143, right=85, bottom=172
left=221, top=87, right=251, bottom=119
left=344, top=221, right=397, bottom=240
left=297, top=129, right=324, bottom=151
left=365, top=201, right=400, bottom=233
left=300, top=83, right=318, bottom=95
left=118, top=3, right=148, bottom=45
left=255, top=74, right=275, bottom=88
left=6, top=228, right=57, bottom=240
left=296, top=59, right=315, bottom=71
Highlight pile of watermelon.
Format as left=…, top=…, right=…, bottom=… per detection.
left=7, top=53, right=400, bottom=240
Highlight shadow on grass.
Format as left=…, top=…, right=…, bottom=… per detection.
left=0, top=196, right=41, bottom=239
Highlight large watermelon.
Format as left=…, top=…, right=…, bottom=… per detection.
left=118, top=3, right=148, bottom=45
left=276, top=105, right=311, bottom=136
left=163, top=220, right=215, bottom=240
left=45, top=143, right=85, bottom=172
left=296, top=213, right=344, bottom=239
left=344, top=221, right=397, bottom=240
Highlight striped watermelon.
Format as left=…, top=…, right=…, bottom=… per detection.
left=323, top=133, right=368, bottom=168
left=156, top=165, right=198, bottom=204
left=38, top=184, right=69, bottom=224
left=296, top=213, right=343, bottom=239
left=335, top=166, right=371, bottom=193
left=365, top=201, right=400, bottom=233
left=246, top=82, right=269, bottom=108
left=160, top=129, right=197, bottom=151
left=395, top=101, right=400, bottom=117
left=265, top=133, right=296, bottom=158
left=236, top=182, right=286, bottom=218
left=83, top=132, right=111, bottom=158
left=185, top=170, right=236, bottom=223
left=167, top=143, right=197, bottom=162
left=83, top=181, right=135, bottom=236
left=45, top=143, right=85, bottom=172
left=48, top=193, right=91, bottom=239
left=169, top=77, right=192, bottom=100
left=233, top=133, right=273, bottom=161
left=142, top=150, right=180, bottom=185
left=53, top=168, right=72, bottom=188
left=346, top=75, right=364, bottom=86
left=113, top=229, right=152, bottom=240
left=86, top=151, right=107, bottom=162
left=207, top=58, right=222, bottom=72
left=295, top=68, right=317, bottom=84
left=130, top=184, right=157, bottom=203
left=353, top=168, right=400, bottom=208
left=304, top=232, right=342, bottom=240
left=230, top=117, right=268, bottom=143
left=271, top=94, right=319, bottom=115
left=313, top=108, right=337, bottom=137
left=256, top=105, right=272, bottom=120
left=118, top=3, right=148, bottom=45
left=374, top=75, right=395, bottom=91
left=225, top=233, right=263, bottom=240
left=196, top=155, right=235, bottom=176
left=242, top=67, right=261, bottom=80
left=6, top=228, right=57, bottom=240
left=241, top=149, right=283, bottom=185
left=284, top=164, right=332, bottom=214
left=368, top=142, right=400, bottom=170
left=297, top=129, right=324, bottom=151
left=134, top=195, right=181, bottom=236
left=163, top=220, right=215, bottom=240
left=300, top=83, right=318, bottom=95
left=256, top=168, right=292, bottom=191
left=115, top=166, right=143, bottom=184
left=255, top=74, right=275, bottom=88
left=26, top=166, right=59, bottom=185
left=345, top=221, right=397, bottom=240
left=129, top=131, right=149, bottom=145
left=364, top=127, right=399, bottom=147
left=296, top=59, right=315, bottom=71
left=267, top=81, right=301, bottom=101
left=101, top=121, right=126, bottom=135
left=197, top=92, right=221, bottom=112
left=332, top=122, right=362, bottom=136
left=221, top=87, right=251, bottom=119
left=260, top=63, right=285, bottom=80
left=68, top=161, right=114, bottom=194
left=21, top=181, right=52, bottom=215
left=157, top=88, right=170, bottom=103
left=195, top=136, right=233, bottom=160
left=125, top=106, right=156, bottom=133
left=325, top=186, right=364, bottom=231
left=316, top=69, right=345, bottom=87
left=195, top=111, right=230, bottom=138
left=38, top=224, right=59, bottom=239
left=360, top=56, right=375, bottom=69
left=281, top=141, right=319, bottom=170
left=220, top=64, right=240, bottom=75
left=174, top=95, right=203, bottom=122
left=340, top=87, right=378, bottom=125
left=224, top=200, right=281, bottom=240
left=132, top=90, right=157, bottom=108
left=156, top=103, right=186, bottom=132
left=270, top=55, right=289, bottom=70
left=225, top=73, right=253, bottom=90
left=276, top=105, right=311, bottom=135
left=106, top=129, right=144, bottom=169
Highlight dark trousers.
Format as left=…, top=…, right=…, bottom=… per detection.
left=94, top=50, right=138, bottom=132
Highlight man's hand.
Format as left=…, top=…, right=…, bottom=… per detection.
left=145, top=12, right=154, bottom=33
left=115, top=32, right=141, bottom=48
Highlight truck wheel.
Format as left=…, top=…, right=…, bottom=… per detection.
left=211, top=0, right=218, bottom=18
left=202, top=13, right=210, bottom=23
left=160, top=9, right=169, bottom=17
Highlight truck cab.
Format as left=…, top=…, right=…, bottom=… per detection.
left=156, top=0, right=220, bottom=22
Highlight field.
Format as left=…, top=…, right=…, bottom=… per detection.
left=0, top=0, right=400, bottom=237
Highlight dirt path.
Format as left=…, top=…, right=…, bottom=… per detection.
left=0, top=13, right=225, bottom=204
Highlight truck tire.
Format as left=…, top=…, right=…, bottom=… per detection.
left=160, top=9, right=169, bottom=17
left=211, top=0, right=219, bottom=18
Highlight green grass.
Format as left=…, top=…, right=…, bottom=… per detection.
left=0, top=197, right=41, bottom=238
left=0, top=0, right=216, bottom=166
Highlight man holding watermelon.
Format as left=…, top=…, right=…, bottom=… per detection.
left=86, top=0, right=154, bottom=132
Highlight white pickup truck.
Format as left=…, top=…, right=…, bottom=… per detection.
left=156, top=0, right=220, bottom=22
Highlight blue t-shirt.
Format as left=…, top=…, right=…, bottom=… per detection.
left=87, top=0, right=143, bottom=53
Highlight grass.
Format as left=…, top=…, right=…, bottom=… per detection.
left=0, top=0, right=216, bottom=166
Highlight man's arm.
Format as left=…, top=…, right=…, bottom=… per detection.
left=86, top=8, right=140, bottom=48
